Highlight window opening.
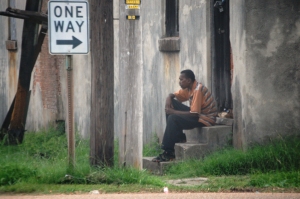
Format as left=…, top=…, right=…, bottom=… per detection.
left=165, top=0, right=179, bottom=37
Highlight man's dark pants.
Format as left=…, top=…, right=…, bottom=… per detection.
left=162, top=99, right=205, bottom=153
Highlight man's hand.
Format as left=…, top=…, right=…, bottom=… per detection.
left=165, top=107, right=177, bottom=115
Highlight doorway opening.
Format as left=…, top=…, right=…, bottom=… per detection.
left=212, top=0, right=233, bottom=113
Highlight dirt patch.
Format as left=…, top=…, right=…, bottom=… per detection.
left=168, top=177, right=208, bottom=186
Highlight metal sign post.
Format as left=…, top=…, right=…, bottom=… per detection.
left=65, top=55, right=75, bottom=169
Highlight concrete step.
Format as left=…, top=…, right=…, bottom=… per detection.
left=177, top=125, right=233, bottom=161
left=143, top=157, right=177, bottom=175
left=184, top=125, right=232, bottom=144
left=174, top=143, right=207, bottom=161
left=143, top=125, right=233, bottom=173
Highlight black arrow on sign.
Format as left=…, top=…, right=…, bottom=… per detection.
left=56, top=36, right=82, bottom=49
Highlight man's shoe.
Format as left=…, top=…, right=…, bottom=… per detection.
left=152, top=151, right=175, bottom=162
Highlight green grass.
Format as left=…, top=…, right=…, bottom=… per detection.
left=165, top=136, right=300, bottom=177
left=0, top=128, right=299, bottom=194
left=250, top=171, right=300, bottom=188
left=0, top=127, right=164, bottom=189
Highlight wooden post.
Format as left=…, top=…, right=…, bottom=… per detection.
left=7, top=0, right=41, bottom=144
left=89, top=0, right=114, bottom=167
left=119, top=0, right=143, bottom=169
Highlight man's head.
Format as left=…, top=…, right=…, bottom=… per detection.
left=179, top=69, right=195, bottom=89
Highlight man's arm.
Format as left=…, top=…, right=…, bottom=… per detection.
left=165, top=108, right=199, bottom=117
left=165, top=93, right=175, bottom=109
left=165, top=93, right=198, bottom=117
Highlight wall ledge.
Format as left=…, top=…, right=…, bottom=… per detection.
left=158, top=37, right=180, bottom=52
left=6, top=40, right=18, bottom=51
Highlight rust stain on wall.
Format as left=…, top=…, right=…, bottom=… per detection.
left=163, top=53, right=180, bottom=80
left=8, top=51, right=18, bottom=101
left=163, top=54, right=170, bottom=79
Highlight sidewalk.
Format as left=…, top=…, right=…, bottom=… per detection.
left=1, top=193, right=300, bottom=199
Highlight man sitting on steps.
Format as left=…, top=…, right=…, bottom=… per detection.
left=152, top=69, right=218, bottom=162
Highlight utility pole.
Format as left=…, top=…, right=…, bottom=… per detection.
left=119, top=0, right=142, bottom=169
left=89, top=0, right=114, bottom=167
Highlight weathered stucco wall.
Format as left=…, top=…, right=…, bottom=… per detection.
left=180, top=0, right=212, bottom=87
left=231, top=0, right=300, bottom=149
left=141, top=0, right=164, bottom=143
left=0, top=1, right=9, bottom=126
left=72, top=54, right=91, bottom=138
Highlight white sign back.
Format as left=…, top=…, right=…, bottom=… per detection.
left=48, top=0, right=89, bottom=54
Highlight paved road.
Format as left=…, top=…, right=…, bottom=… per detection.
left=1, top=193, right=300, bottom=199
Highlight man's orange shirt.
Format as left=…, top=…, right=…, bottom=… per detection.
left=174, top=81, right=218, bottom=126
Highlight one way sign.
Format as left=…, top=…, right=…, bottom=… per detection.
left=48, top=0, right=89, bottom=54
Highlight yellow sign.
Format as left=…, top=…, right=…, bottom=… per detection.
left=129, top=15, right=135, bottom=19
left=125, top=0, right=140, bottom=5
left=126, top=15, right=140, bottom=20
left=126, top=5, right=140, bottom=9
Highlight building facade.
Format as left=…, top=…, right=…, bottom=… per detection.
left=0, top=0, right=299, bottom=151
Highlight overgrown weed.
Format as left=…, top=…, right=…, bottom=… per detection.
left=143, top=133, right=162, bottom=157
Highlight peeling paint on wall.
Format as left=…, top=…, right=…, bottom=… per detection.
left=0, top=58, right=8, bottom=102
left=260, top=18, right=284, bottom=57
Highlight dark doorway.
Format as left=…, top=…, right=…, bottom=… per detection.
left=212, top=0, right=232, bottom=111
